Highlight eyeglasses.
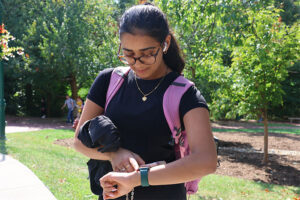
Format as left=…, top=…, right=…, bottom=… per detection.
left=117, top=44, right=161, bottom=65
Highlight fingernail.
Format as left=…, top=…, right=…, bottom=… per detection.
left=108, top=193, right=114, bottom=197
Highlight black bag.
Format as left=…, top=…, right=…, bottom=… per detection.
left=78, top=115, right=121, bottom=195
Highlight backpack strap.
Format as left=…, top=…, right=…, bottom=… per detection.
left=163, top=76, right=200, bottom=195
left=163, top=75, right=194, bottom=145
left=105, top=66, right=131, bottom=112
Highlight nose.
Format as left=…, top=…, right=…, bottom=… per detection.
left=132, top=58, right=144, bottom=67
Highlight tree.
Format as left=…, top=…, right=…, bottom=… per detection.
left=3, top=0, right=120, bottom=116
left=212, top=6, right=299, bottom=163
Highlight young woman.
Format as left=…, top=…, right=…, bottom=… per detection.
left=74, top=3, right=217, bottom=200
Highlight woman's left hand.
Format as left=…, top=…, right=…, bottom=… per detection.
left=100, top=171, right=139, bottom=200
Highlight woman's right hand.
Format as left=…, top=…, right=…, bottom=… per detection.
left=109, top=148, right=145, bottom=173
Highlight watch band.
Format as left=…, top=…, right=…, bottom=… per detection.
left=139, top=167, right=149, bottom=187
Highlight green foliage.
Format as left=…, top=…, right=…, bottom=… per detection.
left=155, top=0, right=224, bottom=102
left=2, top=0, right=299, bottom=119
left=3, top=0, right=120, bottom=116
left=211, top=6, right=299, bottom=120
left=275, top=0, right=300, bottom=25
left=269, top=62, right=300, bottom=118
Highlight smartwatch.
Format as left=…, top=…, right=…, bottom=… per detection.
left=139, top=167, right=150, bottom=187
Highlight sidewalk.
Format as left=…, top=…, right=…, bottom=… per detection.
left=0, top=153, right=57, bottom=200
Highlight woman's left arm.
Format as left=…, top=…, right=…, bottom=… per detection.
left=101, top=107, right=217, bottom=199
left=142, top=107, right=217, bottom=185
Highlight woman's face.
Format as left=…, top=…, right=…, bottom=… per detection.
left=120, top=33, right=168, bottom=80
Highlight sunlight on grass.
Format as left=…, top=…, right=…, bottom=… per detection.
left=191, top=175, right=300, bottom=200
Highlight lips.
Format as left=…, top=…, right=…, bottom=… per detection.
left=135, top=68, right=148, bottom=74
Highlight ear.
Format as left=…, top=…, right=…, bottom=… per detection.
left=163, top=34, right=171, bottom=53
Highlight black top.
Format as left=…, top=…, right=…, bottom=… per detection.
left=88, top=68, right=208, bottom=200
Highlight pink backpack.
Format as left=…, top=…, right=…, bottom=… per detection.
left=105, top=67, right=200, bottom=195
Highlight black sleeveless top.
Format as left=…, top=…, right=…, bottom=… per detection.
left=88, top=68, right=208, bottom=200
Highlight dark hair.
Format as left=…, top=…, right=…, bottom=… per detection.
left=119, top=3, right=185, bottom=74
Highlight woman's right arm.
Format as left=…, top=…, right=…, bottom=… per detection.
left=73, top=98, right=112, bottom=160
left=73, top=98, right=145, bottom=171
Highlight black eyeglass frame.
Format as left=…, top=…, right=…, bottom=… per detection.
left=117, top=44, right=161, bottom=65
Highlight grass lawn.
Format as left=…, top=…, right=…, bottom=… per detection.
left=4, top=129, right=300, bottom=200
left=192, top=175, right=300, bottom=200
left=212, top=127, right=300, bottom=135
left=5, top=129, right=97, bottom=200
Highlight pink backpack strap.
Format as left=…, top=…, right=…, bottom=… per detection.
left=105, top=67, right=130, bottom=112
left=163, top=75, right=194, bottom=145
left=163, top=75, right=200, bottom=195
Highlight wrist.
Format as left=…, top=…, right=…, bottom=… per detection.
left=106, top=152, right=115, bottom=162
left=131, top=170, right=141, bottom=187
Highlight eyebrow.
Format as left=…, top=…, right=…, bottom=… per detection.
left=122, top=46, right=156, bottom=52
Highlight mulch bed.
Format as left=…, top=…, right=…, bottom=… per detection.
left=54, top=122, right=300, bottom=187
left=214, top=130, right=300, bottom=187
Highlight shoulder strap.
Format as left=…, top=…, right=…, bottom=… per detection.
left=105, top=66, right=130, bottom=112
left=163, top=75, right=194, bottom=145
left=163, top=76, right=199, bottom=195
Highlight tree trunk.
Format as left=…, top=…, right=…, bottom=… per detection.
left=46, top=93, right=51, bottom=117
left=191, top=67, right=196, bottom=79
left=25, top=84, right=33, bottom=114
left=69, top=73, right=78, bottom=100
left=262, top=109, right=269, bottom=164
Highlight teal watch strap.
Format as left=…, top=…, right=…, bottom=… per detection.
left=139, top=167, right=149, bottom=187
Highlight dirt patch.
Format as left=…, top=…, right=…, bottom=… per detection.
left=215, top=138, right=300, bottom=186
left=53, top=138, right=74, bottom=149
left=214, top=125, right=300, bottom=187
left=53, top=121, right=300, bottom=187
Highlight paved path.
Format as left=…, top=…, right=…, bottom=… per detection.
left=0, top=153, right=57, bottom=200
left=5, top=115, right=73, bottom=133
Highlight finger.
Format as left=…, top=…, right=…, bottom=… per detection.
left=157, top=160, right=166, bottom=165
left=140, top=162, right=159, bottom=168
left=140, top=160, right=166, bottom=168
left=103, top=191, right=116, bottom=200
left=128, top=157, right=139, bottom=171
left=140, top=163, right=155, bottom=168
left=100, top=180, right=114, bottom=188
left=131, top=153, right=145, bottom=170
left=118, top=166, right=126, bottom=172
left=103, top=190, right=120, bottom=200
left=100, top=173, right=115, bottom=184
left=124, top=163, right=134, bottom=172
left=133, top=153, right=145, bottom=165
left=112, top=165, right=119, bottom=172
left=102, top=186, right=118, bottom=193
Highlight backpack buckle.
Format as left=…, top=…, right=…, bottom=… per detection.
left=179, top=135, right=184, bottom=146
left=174, top=127, right=182, bottom=136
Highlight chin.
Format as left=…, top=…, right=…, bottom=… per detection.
left=133, top=68, right=152, bottom=79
